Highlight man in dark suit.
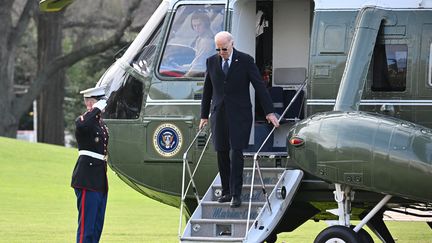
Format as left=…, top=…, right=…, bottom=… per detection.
left=71, top=85, right=109, bottom=243
left=199, top=31, right=279, bottom=207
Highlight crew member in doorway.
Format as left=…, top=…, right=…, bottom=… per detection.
left=199, top=31, right=279, bottom=207
left=71, top=85, right=109, bottom=243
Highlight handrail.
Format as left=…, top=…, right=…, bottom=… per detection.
left=178, top=125, right=212, bottom=238
left=245, top=79, right=308, bottom=236
left=184, top=133, right=213, bottom=199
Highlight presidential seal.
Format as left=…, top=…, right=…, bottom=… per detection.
left=153, top=123, right=183, bottom=157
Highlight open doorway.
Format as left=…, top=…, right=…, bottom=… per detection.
left=251, top=0, right=312, bottom=152
left=255, top=0, right=273, bottom=122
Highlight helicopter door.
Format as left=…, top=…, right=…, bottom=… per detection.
left=239, top=0, right=311, bottom=151
left=418, top=23, right=432, bottom=128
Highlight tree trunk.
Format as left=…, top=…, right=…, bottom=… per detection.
left=0, top=1, right=18, bottom=138
left=36, top=11, right=65, bottom=145
left=0, top=0, right=141, bottom=140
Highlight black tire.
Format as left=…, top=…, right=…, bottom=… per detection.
left=350, top=225, right=374, bottom=243
left=314, top=225, right=361, bottom=243
left=358, top=228, right=374, bottom=243
left=264, top=233, right=277, bottom=243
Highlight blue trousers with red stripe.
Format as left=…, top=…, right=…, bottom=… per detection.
left=75, top=188, right=107, bottom=243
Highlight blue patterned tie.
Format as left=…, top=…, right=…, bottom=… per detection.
left=223, top=59, right=229, bottom=75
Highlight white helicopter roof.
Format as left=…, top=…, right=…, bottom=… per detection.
left=165, top=0, right=432, bottom=10
left=314, top=0, right=432, bottom=10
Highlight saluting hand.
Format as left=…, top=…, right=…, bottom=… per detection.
left=93, top=99, right=107, bottom=112
left=266, top=113, right=280, bottom=128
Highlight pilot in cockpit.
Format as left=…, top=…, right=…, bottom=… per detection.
left=184, top=11, right=215, bottom=77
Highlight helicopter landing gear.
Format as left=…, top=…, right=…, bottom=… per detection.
left=314, top=183, right=392, bottom=243
left=314, top=225, right=361, bottom=243
left=351, top=225, right=374, bottom=243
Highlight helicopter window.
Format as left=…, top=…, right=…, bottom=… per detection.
left=371, top=44, right=407, bottom=92
left=429, top=42, right=432, bottom=87
left=131, top=20, right=165, bottom=74
left=158, top=4, right=225, bottom=78
left=103, top=72, right=143, bottom=120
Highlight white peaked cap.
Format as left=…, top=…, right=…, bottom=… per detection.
left=80, top=85, right=107, bottom=98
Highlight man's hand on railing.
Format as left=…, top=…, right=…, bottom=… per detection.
left=199, top=118, right=208, bottom=129
left=266, top=113, right=280, bottom=128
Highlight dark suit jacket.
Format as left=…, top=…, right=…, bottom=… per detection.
left=71, top=108, right=109, bottom=192
left=201, top=49, right=274, bottom=150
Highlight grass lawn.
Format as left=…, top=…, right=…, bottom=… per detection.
left=0, top=137, right=431, bottom=242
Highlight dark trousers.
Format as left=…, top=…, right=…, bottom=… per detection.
left=214, top=103, right=245, bottom=197
left=75, top=188, right=107, bottom=243
left=217, top=149, right=244, bottom=197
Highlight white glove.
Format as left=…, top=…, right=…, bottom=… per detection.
left=93, top=99, right=107, bottom=111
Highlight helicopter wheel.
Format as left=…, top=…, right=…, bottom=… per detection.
left=263, top=232, right=277, bottom=243
left=314, top=225, right=361, bottom=243
left=351, top=225, right=374, bottom=243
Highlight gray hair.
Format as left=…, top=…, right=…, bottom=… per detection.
left=214, top=31, right=233, bottom=43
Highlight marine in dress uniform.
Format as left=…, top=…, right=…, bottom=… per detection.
left=71, top=85, right=109, bottom=243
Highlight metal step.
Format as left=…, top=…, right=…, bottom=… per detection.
left=181, top=169, right=304, bottom=242
left=242, top=152, right=288, bottom=158
left=211, top=184, right=277, bottom=202
left=244, top=170, right=303, bottom=242
left=181, top=236, right=244, bottom=242
left=190, top=219, right=251, bottom=224
left=242, top=167, right=285, bottom=184
left=188, top=219, right=253, bottom=238
left=200, top=201, right=265, bottom=220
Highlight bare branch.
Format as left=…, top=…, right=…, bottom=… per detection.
left=8, top=0, right=37, bottom=50
left=13, top=0, right=143, bottom=117
left=64, top=12, right=118, bottom=29
left=63, top=20, right=118, bottom=30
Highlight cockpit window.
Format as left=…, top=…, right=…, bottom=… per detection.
left=158, top=4, right=225, bottom=78
left=98, top=63, right=143, bottom=120
left=104, top=73, right=143, bottom=119
left=429, top=42, right=432, bottom=87
left=371, top=44, right=407, bottom=92
left=131, top=21, right=164, bottom=75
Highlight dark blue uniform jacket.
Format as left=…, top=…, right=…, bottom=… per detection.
left=71, top=107, right=109, bottom=192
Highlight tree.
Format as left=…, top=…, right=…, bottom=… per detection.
left=36, top=9, right=65, bottom=145
left=0, top=0, right=143, bottom=141
left=0, top=0, right=35, bottom=138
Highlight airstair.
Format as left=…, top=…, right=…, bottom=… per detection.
left=180, top=167, right=303, bottom=242
left=179, top=81, right=307, bottom=242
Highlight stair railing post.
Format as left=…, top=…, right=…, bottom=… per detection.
left=184, top=133, right=212, bottom=199
left=245, top=151, right=258, bottom=237
left=178, top=125, right=209, bottom=239
left=244, top=80, right=308, bottom=238
left=254, top=154, right=273, bottom=214
left=179, top=145, right=188, bottom=238
left=185, top=156, right=200, bottom=203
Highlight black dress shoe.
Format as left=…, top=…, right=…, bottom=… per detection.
left=230, top=196, right=241, bottom=208
left=217, top=195, right=232, bottom=203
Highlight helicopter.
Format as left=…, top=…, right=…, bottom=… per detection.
left=41, top=0, right=432, bottom=242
